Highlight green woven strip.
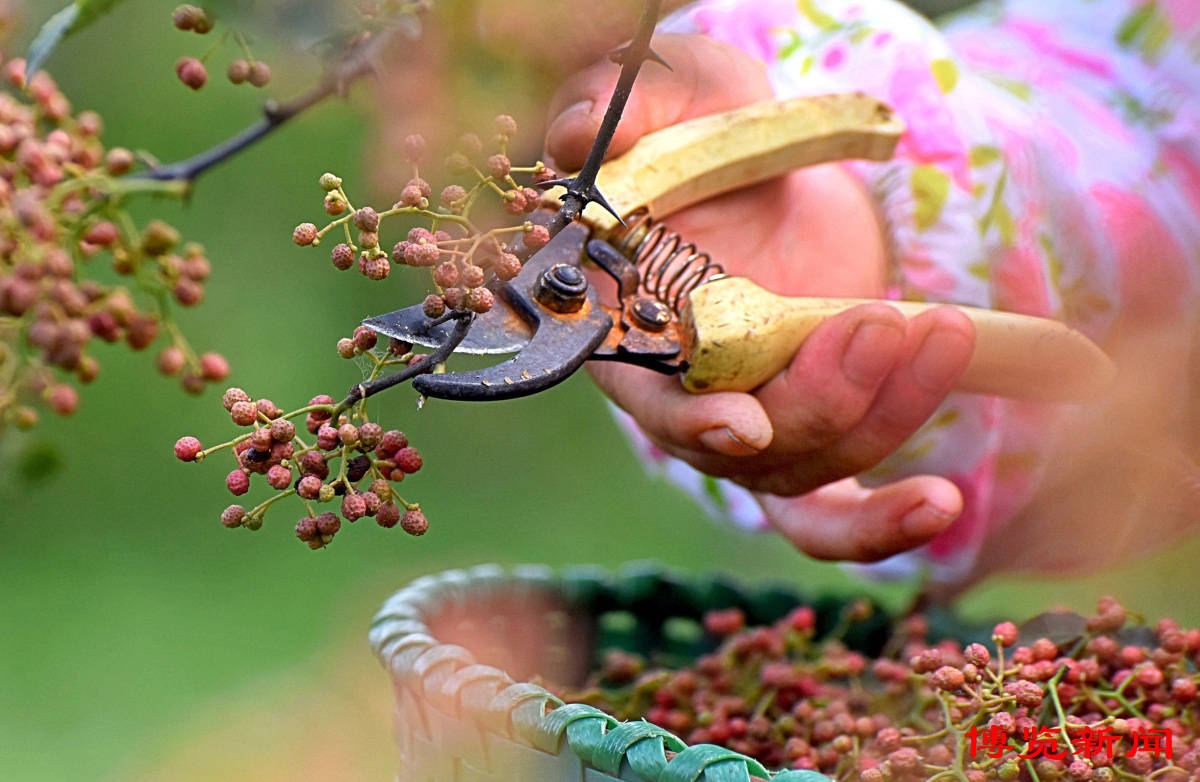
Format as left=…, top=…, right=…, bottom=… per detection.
left=482, top=682, right=563, bottom=737
left=529, top=704, right=616, bottom=754
left=626, top=730, right=687, bottom=781
left=658, top=744, right=769, bottom=782
left=592, top=720, right=682, bottom=775
left=564, top=711, right=615, bottom=766
left=702, top=758, right=762, bottom=782
left=769, top=770, right=835, bottom=781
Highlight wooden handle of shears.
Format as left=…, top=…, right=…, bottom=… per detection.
left=680, top=277, right=1116, bottom=402
left=539, top=92, right=905, bottom=230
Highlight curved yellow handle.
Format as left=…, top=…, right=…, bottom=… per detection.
left=540, top=93, right=905, bottom=232
left=680, top=277, right=1116, bottom=402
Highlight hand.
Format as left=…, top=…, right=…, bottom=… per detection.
left=545, top=34, right=977, bottom=563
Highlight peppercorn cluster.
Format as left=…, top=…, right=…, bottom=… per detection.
left=171, top=4, right=271, bottom=91
left=551, top=596, right=1200, bottom=782
left=0, top=57, right=227, bottom=431
left=291, top=114, right=557, bottom=321
left=175, top=352, right=431, bottom=547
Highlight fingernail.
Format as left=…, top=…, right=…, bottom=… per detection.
left=699, top=426, right=762, bottom=456
left=841, top=320, right=903, bottom=387
left=547, top=100, right=595, bottom=138
left=900, top=501, right=958, bottom=539
left=910, top=326, right=970, bottom=392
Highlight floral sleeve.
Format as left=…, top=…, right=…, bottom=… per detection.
left=615, top=0, right=1200, bottom=583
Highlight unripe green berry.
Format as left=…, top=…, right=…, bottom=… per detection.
left=319, top=173, right=342, bottom=191
left=318, top=484, right=336, bottom=502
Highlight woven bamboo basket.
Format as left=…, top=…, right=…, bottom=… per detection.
left=369, top=562, right=948, bottom=782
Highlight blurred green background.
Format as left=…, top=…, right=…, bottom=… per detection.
left=2, top=1, right=1199, bottom=780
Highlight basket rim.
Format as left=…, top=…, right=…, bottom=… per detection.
left=370, top=562, right=838, bottom=782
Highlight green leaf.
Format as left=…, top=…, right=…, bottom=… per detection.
left=911, top=166, right=951, bottom=232
left=26, top=0, right=126, bottom=80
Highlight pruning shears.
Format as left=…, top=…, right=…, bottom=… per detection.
left=364, top=94, right=1115, bottom=403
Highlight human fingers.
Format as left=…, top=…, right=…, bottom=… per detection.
left=586, top=361, right=773, bottom=457
left=544, top=34, right=773, bottom=171
left=756, top=475, right=963, bottom=562
left=752, top=302, right=908, bottom=456
left=821, top=305, right=975, bottom=471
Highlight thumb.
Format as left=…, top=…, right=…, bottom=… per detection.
left=545, top=34, right=774, bottom=171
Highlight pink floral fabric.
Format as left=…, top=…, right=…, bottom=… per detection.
left=619, top=0, right=1200, bottom=583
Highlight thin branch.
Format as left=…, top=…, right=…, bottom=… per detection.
left=137, top=27, right=398, bottom=184
left=333, top=311, right=475, bottom=416
left=540, top=0, right=664, bottom=240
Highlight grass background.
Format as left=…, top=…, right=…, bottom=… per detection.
left=2, top=1, right=1198, bottom=780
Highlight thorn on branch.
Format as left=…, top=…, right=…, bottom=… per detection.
left=545, top=0, right=664, bottom=239
left=609, top=43, right=672, bottom=70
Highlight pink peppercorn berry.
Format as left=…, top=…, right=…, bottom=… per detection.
left=175, top=436, right=202, bottom=461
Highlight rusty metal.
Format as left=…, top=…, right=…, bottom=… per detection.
left=409, top=222, right=613, bottom=401
left=605, top=207, right=725, bottom=313
left=361, top=211, right=720, bottom=400
left=534, top=264, right=589, bottom=313
left=628, top=297, right=671, bottom=332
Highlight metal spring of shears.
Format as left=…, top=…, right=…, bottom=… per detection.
left=606, top=207, right=726, bottom=314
